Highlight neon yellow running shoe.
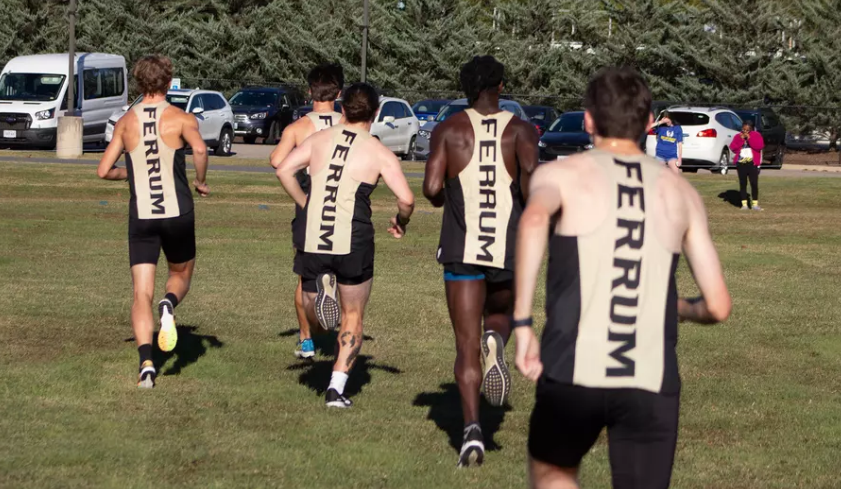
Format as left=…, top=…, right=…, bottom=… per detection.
left=157, top=299, right=177, bottom=352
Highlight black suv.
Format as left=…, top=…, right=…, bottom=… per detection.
left=229, top=86, right=305, bottom=144
left=732, top=107, right=786, bottom=168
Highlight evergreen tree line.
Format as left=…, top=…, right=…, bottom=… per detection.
left=0, top=0, right=839, bottom=140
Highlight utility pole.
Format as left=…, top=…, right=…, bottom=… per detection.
left=57, top=0, right=82, bottom=158
left=68, top=0, right=76, bottom=115
left=361, top=0, right=369, bottom=83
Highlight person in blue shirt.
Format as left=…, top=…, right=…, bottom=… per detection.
left=654, top=111, right=683, bottom=173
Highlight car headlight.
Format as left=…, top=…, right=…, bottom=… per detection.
left=418, top=130, right=430, bottom=139
left=584, top=143, right=594, bottom=150
left=292, top=110, right=299, bottom=120
left=35, top=108, right=55, bottom=120
left=538, top=140, right=547, bottom=148
left=250, top=112, right=268, bottom=120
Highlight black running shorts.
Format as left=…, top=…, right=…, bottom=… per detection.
left=128, top=212, right=196, bottom=267
left=529, top=378, right=679, bottom=489
left=442, top=262, right=513, bottom=284
left=294, top=246, right=374, bottom=293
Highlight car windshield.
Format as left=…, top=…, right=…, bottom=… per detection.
left=229, top=91, right=278, bottom=107
left=665, top=112, right=710, bottom=126
left=166, top=94, right=189, bottom=111
left=413, top=100, right=448, bottom=114
left=0, top=73, right=66, bottom=101
left=734, top=112, right=759, bottom=126
left=435, top=103, right=467, bottom=122
left=524, top=107, right=548, bottom=120
left=548, top=113, right=584, bottom=133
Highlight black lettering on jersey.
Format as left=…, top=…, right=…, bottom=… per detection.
left=479, top=140, right=497, bottom=163
left=319, top=115, right=334, bottom=127
left=144, top=109, right=164, bottom=214
left=318, top=131, right=357, bottom=251
left=606, top=158, right=647, bottom=378
left=616, top=219, right=645, bottom=250
left=476, top=235, right=495, bottom=262
left=606, top=330, right=636, bottom=377
left=476, top=164, right=498, bottom=262
left=481, top=119, right=498, bottom=137
left=618, top=184, right=645, bottom=211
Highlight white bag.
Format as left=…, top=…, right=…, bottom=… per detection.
left=739, top=146, right=753, bottom=161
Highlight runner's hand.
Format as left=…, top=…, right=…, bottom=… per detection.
left=194, top=180, right=210, bottom=197
left=514, top=327, right=543, bottom=382
left=387, top=216, right=406, bottom=239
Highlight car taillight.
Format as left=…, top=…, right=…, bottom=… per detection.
left=648, top=128, right=656, bottom=135
left=534, top=124, right=543, bottom=136
left=697, top=128, right=717, bottom=138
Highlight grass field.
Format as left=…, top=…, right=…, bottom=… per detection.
left=1, top=160, right=840, bottom=488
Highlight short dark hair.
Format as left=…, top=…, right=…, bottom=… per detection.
left=584, top=67, right=652, bottom=140
left=342, top=83, right=379, bottom=123
left=307, top=63, right=344, bottom=102
left=133, top=55, right=173, bottom=96
left=459, top=55, right=505, bottom=104
left=742, top=119, right=755, bottom=130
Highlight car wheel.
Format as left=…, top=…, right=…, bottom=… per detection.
left=402, top=136, right=417, bottom=161
left=718, top=149, right=730, bottom=175
left=216, top=128, right=233, bottom=156
left=263, top=122, right=279, bottom=145
left=244, top=136, right=257, bottom=145
left=773, top=145, right=785, bottom=168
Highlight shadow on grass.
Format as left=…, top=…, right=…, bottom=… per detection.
left=286, top=355, right=401, bottom=397
left=413, top=383, right=511, bottom=453
left=718, top=189, right=743, bottom=208
left=125, top=325, right=223, bottom=376
left=278, top=328, right=374, bottom=357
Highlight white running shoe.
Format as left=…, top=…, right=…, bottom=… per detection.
left=481, top=330, right=511, bottom=407
left=157, top=299, right=177, bottom=353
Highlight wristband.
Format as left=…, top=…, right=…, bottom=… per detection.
left=512, top=316, right=533, bottom=328
left=396, top=213, right=410, bottom=227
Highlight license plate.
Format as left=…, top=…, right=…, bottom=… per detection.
left=3, top=130, right=16, bottom=138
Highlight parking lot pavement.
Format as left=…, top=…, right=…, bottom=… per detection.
left=230, top=142, right=274, bottom=160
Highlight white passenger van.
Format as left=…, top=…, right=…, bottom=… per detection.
left=0, top=53, right=127, bottom=148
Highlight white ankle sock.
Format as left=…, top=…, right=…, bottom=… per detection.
left=329, top=371, right=348, bottom=395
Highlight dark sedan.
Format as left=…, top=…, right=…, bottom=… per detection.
left=524, top=105, right=560, bottom=136
left=538, top=111, right=591, bottom=162
left=412, top=99, right=451, bottom=123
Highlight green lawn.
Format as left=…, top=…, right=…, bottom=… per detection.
left=0, top=162, right=839, bottom=488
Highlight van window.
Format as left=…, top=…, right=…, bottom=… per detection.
left=0, top=73, right=66, bottom=101
left=83, top=68, right=124, bottom=100
left=668, top=112, right=710, bottom=126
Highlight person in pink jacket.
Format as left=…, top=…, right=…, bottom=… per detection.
left=729, top=120, right=765, bottom=210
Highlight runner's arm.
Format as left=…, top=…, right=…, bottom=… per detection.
left=379, top=146, right=415, bottom=237
left=276, top=138, right=312, bottom=208
left=97, top=118, right=127, bottom=180
left=512, top=164, right=563, bottom=381
left=270, top=121, right=300, bottom=169
left=515, top=120, right=540, bottom=201
left=423, top=123, right=448, bottom=207
left=677, top=142, right=683, bottom=167
left=182, top=114, right=209, bottom=196
left=679, top=187, right=731, bottom=323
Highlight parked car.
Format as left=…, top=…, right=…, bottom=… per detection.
left=105, top=89, right=235, bottom=156
left=0, top=53, right=127, bottom=148
left=229, top=86, right=305, bottom=145
left=786, top=129, right=840, bottom=152
left=538, top=111, right=591, bottom=161
left=297, top=101, right=342, bottom=118
left=370, top=97, right=419, bottom=159
left=641, top=100, right=679, bottom=150
left=732, top=107, right=786, bottom=168
left=411, top=99, right=451, bottom=123
left=523, top=105, right=560, bottom=136
left=414, top=98, right=530, bottom=160
left=645, top=106, right=742, bottom=174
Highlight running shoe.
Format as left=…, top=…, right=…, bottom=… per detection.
left=294, top=338, right=315, bottom=359
left=752, top=205, right=764, bottom=211
left=137, top=360, right=156, bottom=389
left=315, top=273, right=341, bottom=331
left=457, top=424, right=485, bottom=468
left=740, top=204, right=749, bottom=210
left=481, top=330, right=511, bottom=407
left=325, top=388, right=352, bottom=408
left=157, top=299, right=177, bottom=352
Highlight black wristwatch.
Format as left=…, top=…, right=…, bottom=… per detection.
left=512, top=316, right=533, bottom=328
